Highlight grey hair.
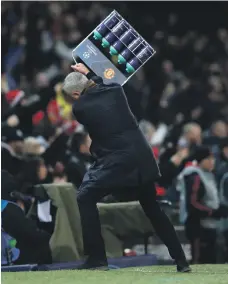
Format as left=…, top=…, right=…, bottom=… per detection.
left=62, top=72, right=88, bottom=95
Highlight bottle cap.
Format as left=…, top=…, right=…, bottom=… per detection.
left=126, top=63, right=135, bottom=73
left=102, top=38, right=110, bottom=48
left=93, top=31, right=103, bottom=40
left=9, top=239, right=17, bottom=248
left=109, top=46, right=119, bottom=55
left=118, top=54, right=127, bottom=64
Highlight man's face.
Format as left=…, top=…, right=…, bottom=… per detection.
left=62, top=89, right=80, bottom=102
left=212, top=121, right=227, bottom=138
left=70, top=92, right=81, bottom=100
left=37, top=161, right=48, bottom=181
left=188, top=126, right=202, bottom=145
left=199, top=156, right=215, bottom=172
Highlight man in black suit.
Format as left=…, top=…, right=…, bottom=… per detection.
left=62, top=63, right=190, bottom=272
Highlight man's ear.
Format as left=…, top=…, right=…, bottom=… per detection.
left=72, top=91, right=80, bottom=99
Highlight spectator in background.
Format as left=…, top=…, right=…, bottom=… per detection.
left=32, top=121, right=56, bottom=149
left=2, top=88, right=56, bottom=136
left=178, top=123, right=202, bottom=150
left=203, top=120, right=228, bottom=154
left=216, top=138, right=228, bottom=261
left=139, top=120, right=156, bottom=144
left=1, top=126, right=25, bottom=176
left=18, top=157, right=51, bottom=193
left=159, top=147, right=190, bottom=188
left=1, top=170, right=52, bottom=265
left=211, top=120, right=227, bottom=139
left=139, top=120, right=160, bottom=159
left=65, top=132, right=93, bottom=188
left=41, top=128, right=69, bottom=167
left=23, top=137, right=45, bottom=158
left=158, top=121, right=202, bottom=188
left=178, top=146, right=228, bottom=264
left=52, top=162, right=68, bottom=184
left=216, top=138, right=228, bottom=187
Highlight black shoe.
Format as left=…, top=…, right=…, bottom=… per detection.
left=77, top=261, right=109, bottom=271
left=176, top=260, right=191, bottom=273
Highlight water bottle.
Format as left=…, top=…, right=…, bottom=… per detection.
left=125, top=45, right=153, bottom=73
left=110, top=29, right=138, bottom=55
left=126, top=57, right=141, bottom=73
left=112, top=21, right=129, bottom=38
left=102, top=32, right=118, bottom=48
left=93, top=13, right=121, bottom=40
left=118, top=49, right=133, bottom=64
left=132, top=42, right=146, bottom=55
left=93, top=24, right=109, bottom=40
left=118, top=37, right=142, bottom=64
left=136, top=45, right=154, bottom=64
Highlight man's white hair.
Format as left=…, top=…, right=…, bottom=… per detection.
left=62, top=72, right=88, bottom=95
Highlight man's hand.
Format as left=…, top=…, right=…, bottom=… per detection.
left=71, top=63, right=90, bottom=75
left=171, top=148, right=189, bottom=166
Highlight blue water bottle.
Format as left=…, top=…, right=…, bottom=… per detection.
left=126, top=45, right=153, bottom=73
left=118, top=37, right=142, bottom=64
left=93, top=13, right=121, bottom=40
left=110, top=29, right=138, bottom=55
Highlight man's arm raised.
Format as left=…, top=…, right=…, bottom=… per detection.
left=71, top=64, right=103, bottom=85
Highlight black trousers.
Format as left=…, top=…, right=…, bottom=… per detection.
left=77, top=180, right=186, bottom=263
left=185, top=223, right=217, bottom=264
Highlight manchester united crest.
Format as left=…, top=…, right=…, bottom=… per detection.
left=104, top=68, right=115, bottom=79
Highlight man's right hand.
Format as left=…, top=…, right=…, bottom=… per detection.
left=71, top=63, right=90, bottom=75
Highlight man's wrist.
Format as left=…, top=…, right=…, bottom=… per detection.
left=86, top=72, right=94, bottom=80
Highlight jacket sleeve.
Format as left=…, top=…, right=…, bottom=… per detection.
left=185, top=173, right=213, bottom=217
left=2, top=203, right=51, bottom=246
left=86, top=72, right=103, bottom=85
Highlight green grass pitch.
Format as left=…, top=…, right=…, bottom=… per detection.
left=2, top=265, right=228, bottom=284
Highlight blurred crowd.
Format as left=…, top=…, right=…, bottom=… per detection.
left=1, top=2, right=228, bottom=265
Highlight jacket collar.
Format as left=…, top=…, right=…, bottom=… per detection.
left=81, top=80, right=96, bottom=95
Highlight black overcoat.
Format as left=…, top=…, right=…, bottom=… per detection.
left=73, top=73, right=160, bottom=190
